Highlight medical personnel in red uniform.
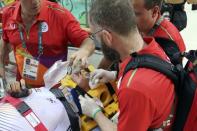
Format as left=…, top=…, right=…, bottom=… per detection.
left=99, top=0, right=186, bottom=69
left=132, top=0, right=186, bottom=52
left=78, top=0, right=175, bottom=130
left=0, top=0, right=95, bottom=87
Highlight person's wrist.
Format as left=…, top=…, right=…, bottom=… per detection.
left=80, top=49, right=90, bottom=57
left=79, top=47, right=91, bottom=57
left=92, top=108, right=102, bottom=119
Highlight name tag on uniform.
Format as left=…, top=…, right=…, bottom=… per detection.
left=22, top=57, right=39, bottom=80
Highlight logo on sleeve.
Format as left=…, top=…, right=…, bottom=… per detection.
left=41, top=22, right=48, bottom=33
left=8, top=23, right=17, bottom=30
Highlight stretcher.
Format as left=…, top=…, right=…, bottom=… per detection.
left=1, top=47, right=116, bottom=131
left=61, top=65, right=118, bottom=131
left=1, top=64, right=118, bottom=131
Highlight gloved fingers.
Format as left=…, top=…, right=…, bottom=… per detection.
left=89, top=70, right=98, bottom=80
left=84, top=94, right=93, bottom=101
left=93, top=71, right=103, bottom=79
left=111, top=71, right=117, bottom=79
left=99, top=71, right=117, bottom=83
left=78, top=95, right=86, bottom=102
left=79, top=95, right=87, bottom=111
left=90, top=69, right=103, bottom=77
left=90, top=70, right=104, bottom=82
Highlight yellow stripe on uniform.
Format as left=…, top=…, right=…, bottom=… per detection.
left=160, top=25, right=174, bottom=41
left=127, top=69, right=138, bottom=88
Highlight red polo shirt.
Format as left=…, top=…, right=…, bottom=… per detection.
left=117, top=37, right=175, bottom=131
left=2, top=0, right=88, bottom=56
left=2, top=1, right=89, bottom=86
left=153, top=19, right=186, bottom=52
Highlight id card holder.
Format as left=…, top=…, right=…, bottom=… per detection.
left=22, top=57, right=39, bottom=80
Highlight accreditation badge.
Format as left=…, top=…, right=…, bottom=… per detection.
left=22, top=57, right=39, bottom=80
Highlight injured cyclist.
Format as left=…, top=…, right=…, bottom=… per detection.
left=0, top=79, right=79, bottom=131
left=0, top=60, right=101, bottom=131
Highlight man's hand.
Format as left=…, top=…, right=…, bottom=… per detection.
left=69, top=37, right=95, bottom=68
left=0, top=39, right=12, bottom=78
left=79, top=94, right=102, bottom=118
left=69, top=49, right=89, bottom=69
left=79, top=95, right=117, bottom=131
left=90, top=69, right=117, bottom=84
left=6, top=79, right=30, bottom=98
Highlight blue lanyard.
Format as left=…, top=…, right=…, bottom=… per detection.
left=18, top=22, right=43, bottom=59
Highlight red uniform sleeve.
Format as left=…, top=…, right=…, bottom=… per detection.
left=63, top=10, right=89, bottom=47
left=153, top=20, right=186, bottom=52
left=2, top=8, right=9, bottom=43
left=118, top=83, right=156, bottom=131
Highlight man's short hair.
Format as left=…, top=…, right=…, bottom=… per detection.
left=89, top=0, right=137, bottom=36
left=144, top=0, right=163, bottom=9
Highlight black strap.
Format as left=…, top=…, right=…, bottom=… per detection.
left=194, top=65, right=197, bottom=78
left=123, top=53, right=179, bottom=88
left=50, top=88, right=80, bottom=131
left=184, top=50, right=197, bottom=64
left=184, top=50, right=197, bottom=78
left=105, top=83, right=116, bottom=96
left=154, top=37, right=182, bottom=65
left=148, top=17, right=164, bottom=36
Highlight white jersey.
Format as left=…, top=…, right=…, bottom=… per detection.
left=0, top=87, right=71, bottom=131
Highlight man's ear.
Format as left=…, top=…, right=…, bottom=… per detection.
left=102, top=30, right=113, bottom=47
left=151, top=6, right=160, bottom=18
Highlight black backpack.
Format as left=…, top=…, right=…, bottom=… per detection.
left=161, top=1, right=187, bottom=31
left=122, top=37, right=197, bottom=130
